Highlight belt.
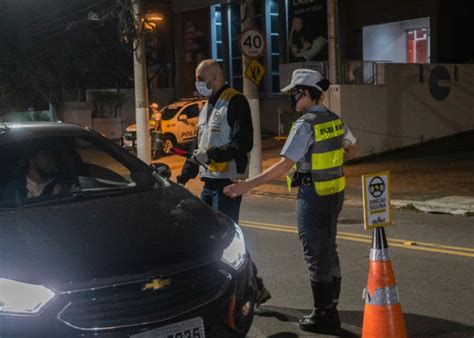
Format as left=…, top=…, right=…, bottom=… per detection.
left=301, top=176, right=313, bottom=186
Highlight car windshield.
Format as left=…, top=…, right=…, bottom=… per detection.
left=160, top=107, right=179, bottom=120
left=0, top=134, right=158, bottom=209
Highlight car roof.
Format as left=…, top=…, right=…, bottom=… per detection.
left=0, top=122, right=91, bottom=146
left=165, top=99, right=206, bottom=110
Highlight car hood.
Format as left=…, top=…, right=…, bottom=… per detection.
left=0, top=185, right=235, bottom=287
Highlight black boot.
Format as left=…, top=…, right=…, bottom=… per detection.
left=331, top=276, right=342, bottom=306
left=299, top=281, right=341, bottom=334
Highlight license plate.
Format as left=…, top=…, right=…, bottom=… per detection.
left=131, top=317, right=205, bottom=338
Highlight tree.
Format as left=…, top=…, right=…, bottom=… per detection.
left=0, top=0, right=134, bottom=119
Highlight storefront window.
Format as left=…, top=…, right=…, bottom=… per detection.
left=210, top=4, right=224, bottom=66
left=210, top=1, right=264, bottom=93
left=407, top=28, right=429, bottom=64
left=266, top=0, right=281, bottom=93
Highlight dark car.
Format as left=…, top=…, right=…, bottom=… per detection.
left=0, top=122, right=256, bottom=337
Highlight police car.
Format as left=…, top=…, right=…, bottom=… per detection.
left=122, top=98, right=206, bottom=156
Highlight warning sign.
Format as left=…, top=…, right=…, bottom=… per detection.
left=244, top=59, right=265, bottom=86
left=362, top=172, right=392, bottom=230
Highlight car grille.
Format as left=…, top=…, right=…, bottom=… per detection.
left=57, top=263, right=231, bottom=330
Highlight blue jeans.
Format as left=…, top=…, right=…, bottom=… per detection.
left=200, top=179, right=242, bottom=223
left=297, top=184, right=344, bottom=283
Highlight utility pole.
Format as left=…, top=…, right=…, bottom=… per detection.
left=241, top=0, right=262, bottom=176
left=132, top=0, right=151, bottom=163
left=328, top=0, right=341, bottom=84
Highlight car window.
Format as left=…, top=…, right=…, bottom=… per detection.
left=161, top=107, right=178, bottom=120
left=76, top=138, right=133, bottom=184
left=180, top=104, right=200, bottom=119
left=0, top=135, right=157, bottom=208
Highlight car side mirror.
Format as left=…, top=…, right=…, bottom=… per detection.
left=178, top=114, right=188, bottom=122
left=151, top=162, right=171, bottom=179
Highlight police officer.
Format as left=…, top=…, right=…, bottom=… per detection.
left=224, top=69, right=359, bottom=334
left=177, top=59, right=271, bottom=308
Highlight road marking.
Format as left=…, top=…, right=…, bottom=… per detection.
left=239, top=220, right=474, bottom=258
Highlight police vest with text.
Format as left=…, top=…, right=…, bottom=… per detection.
left=290, top=109, right=346, bottom=196
left=197, top=88, right=248, bottom=180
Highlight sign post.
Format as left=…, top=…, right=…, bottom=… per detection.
left=239, top=3, right=264, bottom=177
left=362, top=172, right=392, bottom=230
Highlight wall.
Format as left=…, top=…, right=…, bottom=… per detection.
left=339, top=0, right=438, bottom=62
left=328, top=64, right=474, bottom=157
left=62, top=102, right=92, bottom=127
left=362, top=17, right=430, bottom=63
left=63, top=89, right=176, bottom=138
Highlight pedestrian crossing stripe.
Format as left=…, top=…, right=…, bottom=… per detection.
left=244, top=59, right=266, bottom=86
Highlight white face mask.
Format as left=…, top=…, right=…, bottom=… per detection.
left=195, top=81, right=213, bottom=97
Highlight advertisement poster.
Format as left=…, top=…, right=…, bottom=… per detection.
left=181, top=8, right=210, bottom=97
left=287, top=0, right=328, bottom=62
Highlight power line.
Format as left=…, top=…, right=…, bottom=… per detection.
left=32, top=0, right=112, bottom=33
left=30, top=0, right=113, bottom=39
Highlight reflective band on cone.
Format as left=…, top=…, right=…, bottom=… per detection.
left=362, top=227, right=407, bottom=338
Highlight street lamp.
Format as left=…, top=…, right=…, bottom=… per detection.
left=143, top=11, right=163, bottom=31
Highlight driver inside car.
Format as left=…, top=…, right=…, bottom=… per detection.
left=3, top=143, right=72, bottom=199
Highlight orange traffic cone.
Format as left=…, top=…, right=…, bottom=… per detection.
left=362, top=227, right=408, bottom=338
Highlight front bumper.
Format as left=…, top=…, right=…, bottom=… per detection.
left=0, top=258, right=256, bottom=337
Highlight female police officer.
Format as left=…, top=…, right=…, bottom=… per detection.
left=224, top=69, right=359, bottom=334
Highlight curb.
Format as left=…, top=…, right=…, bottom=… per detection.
left=392, top=196, right=474, bottom=216
left=186, top=186, right=473, bottom=216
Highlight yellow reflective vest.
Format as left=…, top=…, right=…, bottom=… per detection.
left=290, top=109, right=346, bottom=196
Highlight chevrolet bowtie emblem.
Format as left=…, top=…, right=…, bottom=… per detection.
left=142, top=278, right=172, bottom=291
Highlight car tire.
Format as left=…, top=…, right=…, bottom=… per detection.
left=160, top=135, right=176, bottom=157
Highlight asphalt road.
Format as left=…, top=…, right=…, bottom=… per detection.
left=239, top=195, right=474, bottom=338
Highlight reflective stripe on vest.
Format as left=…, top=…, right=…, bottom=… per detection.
left=314, top=176, right=345, bottom=196
left=314, top=119, right=344, bottom=142
left=208, top=161, right=230, bottom=173
left=311, top=149, right=344, bottom=171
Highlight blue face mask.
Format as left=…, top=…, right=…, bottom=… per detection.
left=195, top=81, right=213, bottom=97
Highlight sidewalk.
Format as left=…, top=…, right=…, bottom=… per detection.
left=163, top=137, right=474, bottom=216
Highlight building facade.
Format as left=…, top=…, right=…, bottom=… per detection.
left=171, top=0, right=474, bottom=155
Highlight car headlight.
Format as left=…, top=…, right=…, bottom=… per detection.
left=0, top=278, right=55, bottom=315
left=222, top=223, right=247, bottom=270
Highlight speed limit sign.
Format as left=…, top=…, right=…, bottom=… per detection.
left=239, top=27, right=266, bottom=59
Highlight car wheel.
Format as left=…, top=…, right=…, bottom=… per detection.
left=161, top=136, right=175, bottom=156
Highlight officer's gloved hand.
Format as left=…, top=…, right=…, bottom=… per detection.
left=190, top=149, right=209, bottom=167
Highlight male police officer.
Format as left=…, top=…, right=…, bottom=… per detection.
left=177, top=59, right=271, bottom=308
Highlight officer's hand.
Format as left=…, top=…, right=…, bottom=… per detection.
left=189, top=149, right=209, bottom=166
left=223, top=180, right=249, bottom=198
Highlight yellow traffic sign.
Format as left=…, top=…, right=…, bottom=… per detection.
left=362, top=171, right=393, bottom=230
left=244, top=59, right=265, bottom=86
